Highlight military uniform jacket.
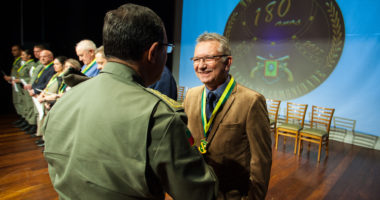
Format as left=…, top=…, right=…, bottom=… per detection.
left=29, top=61, right=44, bottom=84
left=10, top=57, right=22, bottom=91
left=10, top=57, right=21, bottom=78
left=43, top=62, right=217, bottom=200
left=184, top=83, right=272, bottom=200
left=17, top=60, right=36, bottom=83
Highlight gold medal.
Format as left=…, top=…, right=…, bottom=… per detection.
left=198, top=139, right=208, bottom=154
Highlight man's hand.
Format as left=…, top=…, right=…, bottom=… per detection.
left=28, top=89, right=35, bottom=96
left=44, top=94, right=58, bottom=101
left=3, top=75, right=11, bottom=82
left=37, top=93, right=45, bottom=103
left=44, top=103, right=51, bottom=110
left=24, top=84, right=32, bottom=90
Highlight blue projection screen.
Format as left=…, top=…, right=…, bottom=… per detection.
left=178, top=0, right=380, bottom=137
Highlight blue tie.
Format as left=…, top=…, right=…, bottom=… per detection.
left=207, top=92, right=216, bottom=120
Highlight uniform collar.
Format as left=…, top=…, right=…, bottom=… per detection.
left=100, top=61, right=145, bottom=86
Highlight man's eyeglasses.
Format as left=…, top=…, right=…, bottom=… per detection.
left=161, top=43, right=175, bottom=54
left=190, top=55, right=229, bottom=65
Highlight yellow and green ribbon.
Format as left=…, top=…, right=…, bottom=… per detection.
left=17, top=59, right=33, bottom=73
left=37, top=61, right=54, bottom=79
left=44, top=74, right=58, bottom=91
left=44, top=72, right=65, bottom=92
left=58, top=83, right=67, bottom=94
left=81, top=59, right=96, bottom=74
left=198, top=76, right=236, bottom=153
left=13, top=57, right=21, bottom=66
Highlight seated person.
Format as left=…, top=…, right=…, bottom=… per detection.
left=62, top=58, right=90, bottom=87
left=38, top=57, right=79, bottom=109
left=95, top=45, right=107, bottom=70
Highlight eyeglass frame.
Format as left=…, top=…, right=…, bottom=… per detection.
left=160, top=43, right=175, bottom=54
left=190, top=54, right=230, bottom=65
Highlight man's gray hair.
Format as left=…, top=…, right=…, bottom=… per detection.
left=76, top=39, right=96, bottom=51
left=196, top=32, right=231, bottom=56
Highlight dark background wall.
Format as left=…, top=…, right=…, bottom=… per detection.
left=0, top=0, right=176, bottom=114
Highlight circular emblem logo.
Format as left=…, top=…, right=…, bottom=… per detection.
left=224, top=0, right=345, bottom=100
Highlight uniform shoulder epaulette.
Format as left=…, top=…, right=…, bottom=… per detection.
left=145, top=88, right=183, bottom=112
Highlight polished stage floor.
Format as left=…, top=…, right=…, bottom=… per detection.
left=1, top=114, right=379, bottom=200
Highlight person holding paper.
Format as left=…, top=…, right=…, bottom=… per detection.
left=24, top=44, right=46, bottom=91
left=37, top=56, right=68, bottom=106
left=29, top=50, right=56, bottom=96
left=3, top=45, right=23, bottom=125
left=35, top=56, right=68, bottom=147
left=27, top=50, right=55, bottom=140
left=12, top=49, right=37, bottom=134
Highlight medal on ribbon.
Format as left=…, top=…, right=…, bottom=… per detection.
left=198, top=139, right=208, bottom=154
left=198, top=76, right=236, bottom=154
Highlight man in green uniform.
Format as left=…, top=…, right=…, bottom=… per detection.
left=12, top=49, right=37, bottom=134
left=28, top=44, right=46, bottom=86
left=24, top=44, right=46, bottom=137
left=3, top=45, right=23, bottom=125
left=43, top=3, right=218, bottom=200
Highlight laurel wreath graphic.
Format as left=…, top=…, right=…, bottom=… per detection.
left=326, top=1, right=344, bottom=68
left=224, top=11, right=237, bottom=39
left=295, top=40, right=325, bottom=65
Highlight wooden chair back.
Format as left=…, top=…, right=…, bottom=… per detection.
left=177, top=86, right=185, bottom=102
left=285, top=102, right=308, bottom=127
left=267, top=99, right=281, bottom=124
left=310, top=105, right=335, bottom=134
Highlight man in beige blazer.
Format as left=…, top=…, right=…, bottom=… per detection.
left=184, top=32, right=272, bottom=200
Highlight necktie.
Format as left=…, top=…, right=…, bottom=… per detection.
left=207, top=92, right=216, bottom=120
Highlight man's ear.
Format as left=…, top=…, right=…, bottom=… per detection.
left=147, top=42, right=160, bottom=64
left=225, top=56, right=232, bottom=71
left=87, top=49, right=95, bottom=57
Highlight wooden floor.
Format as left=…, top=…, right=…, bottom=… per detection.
left=0, top=114, right=58, bottom=200
left=1, top=114, right=380, bottom=200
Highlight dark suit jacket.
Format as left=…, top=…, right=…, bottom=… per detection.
left=32, top=65, right=56, bottom=94
left=149, top=66, right=178, bottom=100
left=184, top=82, right=272, bottom=200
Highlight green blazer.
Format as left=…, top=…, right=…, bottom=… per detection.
left=43, top=62, right=217, bottom=200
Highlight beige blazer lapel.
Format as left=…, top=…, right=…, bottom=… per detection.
left=195, top=86, right=205, bottom=137
left=206, top=84, right=237, bottom=144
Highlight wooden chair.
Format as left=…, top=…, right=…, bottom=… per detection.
left=275, top=102, right=308, bottom=154
left=177, top=86, right=185, bottom=102
left=297, top=105, right=335, bottom=162
left=266, top=99, right=281, bottom=134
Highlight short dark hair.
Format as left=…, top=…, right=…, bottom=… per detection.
left=12, top=44, right=22, bottom=50
left=23, top=49, right=33, bottom=56
left=55, top=56, right=68, bottom=65
left=103, top=3, right=165, bottom=61
left=34, top=44, right=46, bottom=50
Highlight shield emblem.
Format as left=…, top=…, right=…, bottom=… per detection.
left=265, top=60, right=278, bottom=77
